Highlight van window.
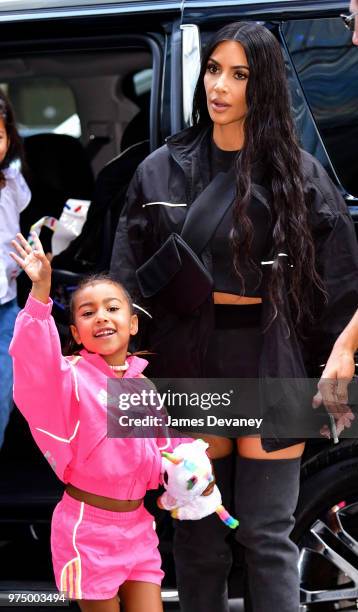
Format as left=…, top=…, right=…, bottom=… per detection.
left=2, top=77, right=81, bottom=138
left=283, top=18, right=358, bottom=197
left=133, top=68, right=152, bottom=97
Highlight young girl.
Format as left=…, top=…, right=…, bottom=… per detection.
left=9, top=231, right=188, bottom=612
left=0, top=88, right=31, bottom=449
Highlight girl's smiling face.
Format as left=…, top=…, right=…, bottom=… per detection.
left=70, top=281, right=138, bottom=365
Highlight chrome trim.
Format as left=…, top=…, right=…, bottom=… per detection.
left=180, top=23, right=201, bottom=126
left=161, top=589, right=179, bottom=601
left=0, top=1, right=180, bottom=22
left=300, top=503, right=358, bottom=605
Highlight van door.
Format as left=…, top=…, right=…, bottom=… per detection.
left=282, top=16, right=358, bottom=212
left=180, top=1, right=357, bottom=217
left=0, top=0, right=181, bottom=155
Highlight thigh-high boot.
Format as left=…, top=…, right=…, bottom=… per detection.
left=173, top=454, right=234, bottom=612
left=234, top=456, right=301, bottom=612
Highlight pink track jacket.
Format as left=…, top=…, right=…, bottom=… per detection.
left=10, top=294, right=182, bottom=499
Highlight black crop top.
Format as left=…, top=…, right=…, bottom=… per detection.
left=209, top=138, right=272, bottom=297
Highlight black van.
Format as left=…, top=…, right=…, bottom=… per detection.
left=0, top=1, right=357, bottom=610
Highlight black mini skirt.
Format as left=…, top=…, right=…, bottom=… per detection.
left=203, top=304, right=306, bottom=451
left=204, top=304, right=262, bottom=378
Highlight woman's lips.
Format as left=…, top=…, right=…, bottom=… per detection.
left=211, top=101, right=231, bottom=113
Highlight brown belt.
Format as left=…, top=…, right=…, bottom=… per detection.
left=66, top=484, right=143, bottom=512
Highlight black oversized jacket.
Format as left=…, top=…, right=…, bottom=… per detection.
left=110, top=125, right=358, bottom=450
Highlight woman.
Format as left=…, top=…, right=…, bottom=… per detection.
left=111, top=22, right=358, bottom=612
left=0, top=88, right=31, bottom=449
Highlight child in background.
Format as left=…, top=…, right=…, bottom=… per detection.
left=0, top=88, right=31, bottom=448
left=9, top=231, right=190, bottom=612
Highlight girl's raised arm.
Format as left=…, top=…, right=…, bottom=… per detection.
left=9, top=233, right=78, bottom=481
left=10, top=232, right=51, bottom=303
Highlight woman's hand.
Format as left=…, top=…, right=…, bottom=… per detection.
left=10, top=232, right=51, bottom=303
left=312, top=347, right=356, bottom=441
left=313, top=312, right=358, bottom=441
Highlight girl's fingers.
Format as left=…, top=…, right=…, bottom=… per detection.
left=16, top=233, right=32, bottom=253
left=12, top=233, right=45, bottom=260
left=32, top=249, right=48, bottom=262
left=31, top=231, right=44, bottom=253
left=11, top=239, right=28, bottom=259
left=9, top=251, right=25, bottom=268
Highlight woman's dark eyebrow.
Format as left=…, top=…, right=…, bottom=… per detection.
left=208, top=57, right=249, bottom=70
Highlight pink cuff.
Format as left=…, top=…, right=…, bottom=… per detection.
left=24, top=294, right=53, bottom=320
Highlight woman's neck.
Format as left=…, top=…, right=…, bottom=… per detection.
left=212, top=122, right=245, bottom=151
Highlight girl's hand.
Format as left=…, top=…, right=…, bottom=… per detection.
left=10, top=233, right=51, bottom=303
left=10, top=232, right=50, bottom=283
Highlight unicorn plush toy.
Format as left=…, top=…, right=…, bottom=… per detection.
left=157, top=439, right=239, bottom=529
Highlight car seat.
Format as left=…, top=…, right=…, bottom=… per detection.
left=51, top=139, right=149, bottom=274
left=120, top=95, right=150, bottom=152
left=50, top=139, right=149, bottom=337
left=21, top=133, right=95, bottom=239
left=50, top=83, right=150, bottom=276
left=16, top=133, right=95, bottom=307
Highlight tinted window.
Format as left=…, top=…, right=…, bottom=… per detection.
left=133, top=68, right=152, bottom=96
left=1, top=77, right=80, bottom=138
left=283, top=18, right=358, bottom=196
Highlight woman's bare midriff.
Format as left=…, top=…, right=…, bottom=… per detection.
left=66, top=484, right=143, bottom=512
left=213, top=292, right=262, bottom=305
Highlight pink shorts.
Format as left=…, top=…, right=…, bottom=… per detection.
left=51, top=492, right=164, bottom=600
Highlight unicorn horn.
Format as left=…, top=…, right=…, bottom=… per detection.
left=161, top=451, right=183, bottom=465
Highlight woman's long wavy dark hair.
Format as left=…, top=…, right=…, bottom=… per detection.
left=192, top=22, right=325, bottom=330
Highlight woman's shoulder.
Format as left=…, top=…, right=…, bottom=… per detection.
left=137, top=142, right=172, bottom=173
left=2, top=164, right=31, bottom=211
left=136, top=125, right=205, bottom=174
left=299, top=149, right=347, bottom=216
left=3, top=164, right=26, bottom=184
left=299, top=149, right=329, bottom=181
